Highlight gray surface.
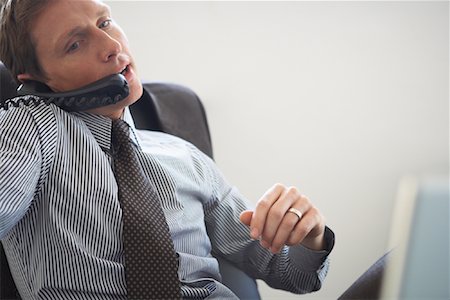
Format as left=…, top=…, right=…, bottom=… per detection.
left=401, top=177, right=449, bottom=299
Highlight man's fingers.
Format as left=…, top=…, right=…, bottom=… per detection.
left=269, top=210, right=301, bottom=253
left=267, top=199, right=311, bottom=253
left=249, top=183, right=285, bottom=239
left=287, top=206, right=323, bottom=246
left=245, top=184, right=324, bottom=252
left=260, top=187, right=304, bottom=248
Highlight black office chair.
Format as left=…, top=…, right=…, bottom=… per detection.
left=0, top=62, right=260, bottom=300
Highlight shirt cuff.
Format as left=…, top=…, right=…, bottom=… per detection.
left=287, top=226, right=335, bottom=272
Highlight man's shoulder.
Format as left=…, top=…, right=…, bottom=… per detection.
left=0, top=96, right=84, bottom=127
left=1, top=96, right=62, bottom=118
left=0, top=97, right=61, bottom=163
left=0, top=96, right=69, bottom=137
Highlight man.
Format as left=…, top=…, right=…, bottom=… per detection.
left=0, top=0, right=334, bottom=299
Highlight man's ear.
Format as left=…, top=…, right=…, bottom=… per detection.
left=17, top=73, right=35, bottom=83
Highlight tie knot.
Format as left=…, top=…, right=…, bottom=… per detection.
left=112, top=119, right=131, bottom=148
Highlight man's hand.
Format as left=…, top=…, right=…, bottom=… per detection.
left=240, top=183, right=326, bottom=253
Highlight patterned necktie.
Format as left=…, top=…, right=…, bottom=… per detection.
left=111, top=119, right=181, bottom=300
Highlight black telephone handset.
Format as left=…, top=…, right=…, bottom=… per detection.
left=1, top=74, right=129, bottom=112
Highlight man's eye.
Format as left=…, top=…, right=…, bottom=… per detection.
left=68, top=42, right=80, bottom=53
left=99, top=19, right=112, bottom=29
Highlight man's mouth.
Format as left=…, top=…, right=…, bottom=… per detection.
left=120, top=65, right=129, bottom=75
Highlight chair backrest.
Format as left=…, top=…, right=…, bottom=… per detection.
left=0, top=63, right=22, bottom=300
left=0, top=62, right=260, bottom=299
left=130, top=82, right=213, bottom=159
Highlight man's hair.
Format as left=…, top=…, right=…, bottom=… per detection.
left=0, top=0, right=50, bottom=82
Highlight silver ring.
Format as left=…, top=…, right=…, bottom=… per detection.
left=287, top=207, right=303, bottom=220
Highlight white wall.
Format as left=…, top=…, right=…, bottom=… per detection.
left=106, top=1, right=449, bottom=299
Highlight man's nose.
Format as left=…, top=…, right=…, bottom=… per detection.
left=96, top=30, right=122, bottom=62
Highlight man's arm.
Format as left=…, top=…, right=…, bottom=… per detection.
left=195, top=147, right=334, bottom=294
left=0, top=107, right=42, bottom=239
left=204, top=184, right=334, bottom=293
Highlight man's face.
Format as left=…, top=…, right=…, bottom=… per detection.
left=23, top=0, right=142, bottom=111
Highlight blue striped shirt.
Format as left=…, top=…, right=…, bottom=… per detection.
left=0, top=98, right=333, bottom=299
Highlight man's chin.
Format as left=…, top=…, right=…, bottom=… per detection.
left=127, top=81, right=144, bottom=104
left=81, top=78, right=142, bottom=118
left=84, top=94, right=137, bottom=119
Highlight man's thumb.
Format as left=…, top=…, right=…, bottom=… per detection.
left=239, top=210, right=253, bottom=226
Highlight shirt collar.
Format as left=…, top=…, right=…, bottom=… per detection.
left=71, top=107, right=142, bottom=152
left=123, top=107, right=141, bottom=147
